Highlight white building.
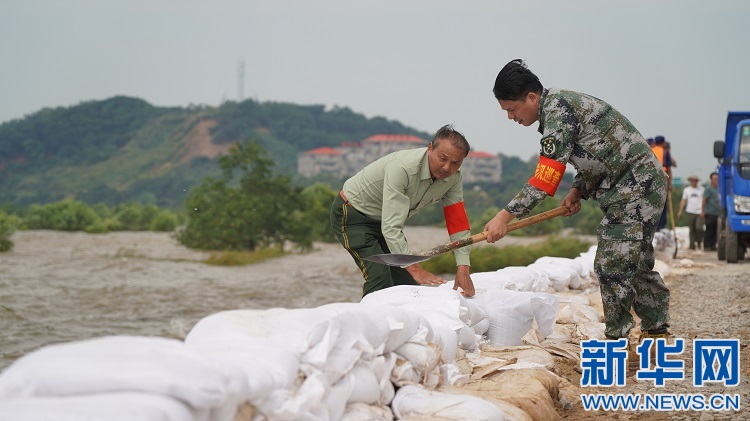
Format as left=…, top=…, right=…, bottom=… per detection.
left=297, top=134, right=502, bottom=183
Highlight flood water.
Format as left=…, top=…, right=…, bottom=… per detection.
left=0, top=230, right=371, bottom=371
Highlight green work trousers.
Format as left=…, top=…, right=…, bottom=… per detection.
left=330, top=194, right=417, bottom=297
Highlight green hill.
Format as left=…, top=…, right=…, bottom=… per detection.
left=0, top=96, right=429, bottom=208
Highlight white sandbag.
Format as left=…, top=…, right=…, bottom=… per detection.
left=390, top=359, right=422, bottom=387
left=556, top=293, right=590, bottom=306
left=535, top=256, right=585, bottom=278
left=431, top=324, right=459, bottom=362
left=315, top=302, right=423, bottom=352
left=0, top=392, right=199, bottom=421
left=0, top=335, right=247, bottom=418
left=301, top=309, right=393, bottom=385
left=528, top=260, right=582, bottom=292
left=440, top=362, right=470, bottom=386
left=471, top=317, right=490, bottom=336
left=557, top=303, right=602, bottom=324
left=393, top=342, right=441, bottom=375
left=483, top=290, right=559, bottom=346
left=574, top=322, right=607, bottom=342
left=470, top=266, right=549, bottom=292
left=184, top=310, right=307, bottom=401
left=185, top=336, right=299, bottom=404
left=544, top=324, right=573, bottom=343
left=185, top=308, right=329, bottom=355
left=391, top=385, right=506, bottom=421
left=362, top=285, right=472, bottom=327
left=297, top=357, right=395, bottom=417
left=251, top=369, right=332, bottom=421
left=577, top=245, right=598, bottom=280
left=437, top=286, right=487, bottom=328
left=341, top=402, right=393, bottom=421
left=399, top=298, right=465, bottom=332
left=316, top=363, right=385, bottom=421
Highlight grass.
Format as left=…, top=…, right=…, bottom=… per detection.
left=421, top=235, right=593, bottom=274
left=203, top=247, right=288, bottom=266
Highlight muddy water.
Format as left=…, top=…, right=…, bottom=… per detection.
left=0, top=230, right=363, bottom=371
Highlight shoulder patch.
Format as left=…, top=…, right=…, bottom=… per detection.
left=540, top=135, right=556, bottom=157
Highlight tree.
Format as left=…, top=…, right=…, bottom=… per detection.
left=177, top=140, right=310, bottom=251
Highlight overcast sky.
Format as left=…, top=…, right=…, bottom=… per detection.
left=2, top=0, right=748, bottom=184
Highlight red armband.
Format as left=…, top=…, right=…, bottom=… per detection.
left=528, top=156, right=566, bottom=196
left=443, top=201, right=470, bottom=235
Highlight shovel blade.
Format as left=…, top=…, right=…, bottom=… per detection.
left=364, top=253, right=431, bottom=267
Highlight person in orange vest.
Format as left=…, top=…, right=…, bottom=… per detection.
left=652, top=135, right=671, bottom=230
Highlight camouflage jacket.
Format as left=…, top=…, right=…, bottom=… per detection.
left=505, top=88, right=667, bottom=217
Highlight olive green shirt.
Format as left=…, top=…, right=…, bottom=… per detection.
left=342, top=147, right=471, bottom=266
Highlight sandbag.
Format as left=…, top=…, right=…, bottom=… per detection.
left=0, top=392, right=199, bottom=421
left=0, top=335, right=247, bottom=420
left=461, top=369, right=560, bottom=420
left=391, top=384, right=507, bottom=421
left=482, top=290, right=559, bottom=346
left=557, top=303, right=602, bottom=324
left=341, top=402, right=393, bottom=421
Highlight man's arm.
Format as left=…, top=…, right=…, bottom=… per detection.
left=677, top=197, right=687, bottom=218
left=453, top=265, right=474, bottom=297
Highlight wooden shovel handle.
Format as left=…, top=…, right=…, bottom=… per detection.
left=416, top=206, right=569, bottom=257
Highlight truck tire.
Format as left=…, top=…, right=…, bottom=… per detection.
left=718, top=234, right=726, bottom=260
left=726, top=224, right=739, bottom=263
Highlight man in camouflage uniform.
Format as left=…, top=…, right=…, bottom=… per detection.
left=483, top=59, right=670, bottom=344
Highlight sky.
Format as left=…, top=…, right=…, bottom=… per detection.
left=2, top=0, right=749, bottom=185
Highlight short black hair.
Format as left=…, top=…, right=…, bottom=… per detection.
left=431, top=124, right=470, bottom=157
left=492, top=59, right=543, bottom=101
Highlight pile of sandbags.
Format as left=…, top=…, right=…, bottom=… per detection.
left=0, top=336, right=248, bottom=421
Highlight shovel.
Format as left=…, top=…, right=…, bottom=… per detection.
left=364, top=206, right=569, bottom=266
left=666, top=188, right=679, bottom=259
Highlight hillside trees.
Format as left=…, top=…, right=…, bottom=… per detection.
left=178, top=140, right=330, bottom=251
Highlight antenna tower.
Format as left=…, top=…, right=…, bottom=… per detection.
left=237, top=59, right=245, bottom=102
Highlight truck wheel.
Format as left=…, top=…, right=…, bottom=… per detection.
left=726, top=224, right=739, bottom=263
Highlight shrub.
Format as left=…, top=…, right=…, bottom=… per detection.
left=23, top=200, right=99, bottom=231
left=149, top=211, right=179, bottom=232
left=0, top=211, right=21, bottom=252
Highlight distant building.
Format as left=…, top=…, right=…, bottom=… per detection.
left=297, top=147, right=344, bottom=178
left=461, top=151, right=502, bottom=183
left=297, top=134, right=502, bottom=183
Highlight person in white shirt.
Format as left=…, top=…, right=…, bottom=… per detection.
left=677, top=175, right=705, bottom=250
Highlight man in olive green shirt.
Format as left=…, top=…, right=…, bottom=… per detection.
left=330, top=124, right=476, bottom=297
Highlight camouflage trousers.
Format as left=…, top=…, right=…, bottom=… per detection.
left=595, top=188, right=670, bottom=339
